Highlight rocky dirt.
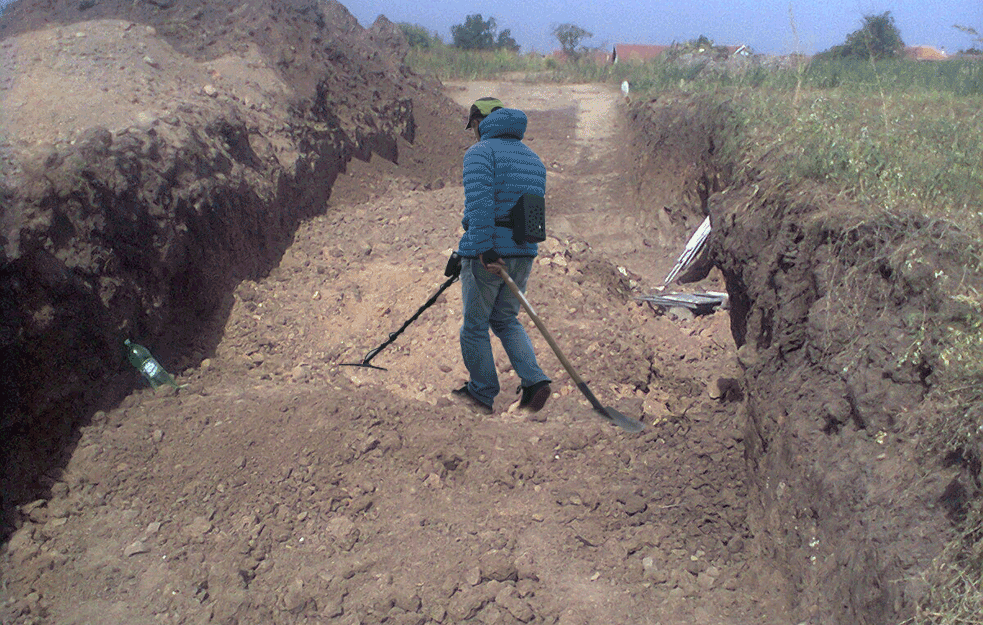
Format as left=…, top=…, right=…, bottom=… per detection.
left=1, top=69, right=786, bottom=625
left=2, top=2, right=979, bottom=625
left=0, top=0, right=466, bottom=501
left=0, top=2, right=789, bottom=623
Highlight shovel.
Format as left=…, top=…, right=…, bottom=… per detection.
left=497, top=266, right=644, bottom=433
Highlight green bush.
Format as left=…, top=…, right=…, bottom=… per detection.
left=819, top=11, right=905, bottom=61
left=398, top=22, right=442, bottom=50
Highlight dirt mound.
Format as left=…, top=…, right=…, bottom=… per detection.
left=0, top=0, right=468, bottom=509
left=1, top=2, right=977, bottom=625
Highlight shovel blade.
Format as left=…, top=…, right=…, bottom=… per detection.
left=597, top=405, right=645, bottom=433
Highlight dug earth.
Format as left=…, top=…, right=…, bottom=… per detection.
left=1, top=1, right=978, bottom=625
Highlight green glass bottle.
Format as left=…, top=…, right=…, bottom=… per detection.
left=124, top=339, right=181, bottom=389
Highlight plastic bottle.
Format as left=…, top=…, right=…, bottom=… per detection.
left=124, top=339, right=181, bottom=389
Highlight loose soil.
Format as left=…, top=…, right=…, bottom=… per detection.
left=2, top=2, right=975, bottom=625
left=2, top=68, right=792, bottom=622
left=0, top=7, right=791, bottom=619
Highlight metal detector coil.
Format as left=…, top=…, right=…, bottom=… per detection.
left=340, top=273, right=458, bottom=371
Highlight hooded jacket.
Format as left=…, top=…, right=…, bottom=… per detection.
left=457, top=108, right=546, bottom=259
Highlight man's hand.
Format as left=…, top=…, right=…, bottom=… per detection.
left=480, top=250, right=505, bottom=276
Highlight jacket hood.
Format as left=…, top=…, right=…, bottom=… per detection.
left=478, top=108, right=527, bottom=140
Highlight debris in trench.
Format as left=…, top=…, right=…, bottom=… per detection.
left=640, top=215, right=726, bottom=315
left=663, top=215, right=711, bottom=286
left=636, top=291, right=729, bottom=315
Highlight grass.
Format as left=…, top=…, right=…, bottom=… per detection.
left=410, top=49, right=983, bottom=234
left=734, top=90, right=983, bottom=227
left=803, top=57, right=983, bottom=97
left=407, top=45, right=983, bottom=623
left=915, top=499, right=983, bottom=624
left=404, top=47, right=549, bottom=81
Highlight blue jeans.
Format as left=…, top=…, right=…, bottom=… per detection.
left=460, top=257, right=550, bottom=407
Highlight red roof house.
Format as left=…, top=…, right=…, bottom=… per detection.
left=905, top=46, right=948, bottom=61
left=612, top=44, right=671, bottom=63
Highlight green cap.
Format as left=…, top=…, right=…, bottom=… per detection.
left=466, top=97, right=505, bottom=129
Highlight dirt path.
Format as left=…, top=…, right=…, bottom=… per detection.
left=1, top=81, right=791, bottom=625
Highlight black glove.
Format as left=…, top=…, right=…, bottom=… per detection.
left=480, top=250, right=501, bottom=266
left=444, top=251, right=462, bottom=278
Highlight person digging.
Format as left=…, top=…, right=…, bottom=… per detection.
left=446, top=97, right=552, bottom=415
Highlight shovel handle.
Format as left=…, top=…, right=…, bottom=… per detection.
left=498, top=268, right=584, bottom=387
left=499, top=266, right=644, bottom=433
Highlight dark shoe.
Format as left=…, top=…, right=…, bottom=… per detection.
left=452, top=384, right=493, bottom=415
left=518, top=381, right=551, bottom=412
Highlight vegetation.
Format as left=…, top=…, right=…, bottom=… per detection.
left=552, top=24, right=593, bottom=62
left=664, top=34, right=739, bottom=61
left=954, top=24, right=982, bottom=54
left=818, top=11, right=905, bottom=61
left=450, top=13, right=518, bottom=52
left=405, top=46, right=545, bottom=81
left=397, top=22, right=442, bottom=50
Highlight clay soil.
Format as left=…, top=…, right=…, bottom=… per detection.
left=5, top=2, right=974, bottom=624
left=0, top=37, right=794, bottom=625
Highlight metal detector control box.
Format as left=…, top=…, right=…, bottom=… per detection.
left=496, top=194, right=546, bottom=244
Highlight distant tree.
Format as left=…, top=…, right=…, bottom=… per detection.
left=552, top=23, right=593, bottom=61
left=496, top=29, right=519, bottom=52
left=954, top=24, right=982, bottom=43
left=954, top=24, right=983, bottom=54
left=693, top=34, right=714, bottom=51
left=823, top=12, right=905, bottom=61
left=398, top=22, right=442, bottom=49
left=451, top=14, right=497, bottom=50
left=666, top=35, right=730, bottom=61
left=450, top=14, right=520, bottom=52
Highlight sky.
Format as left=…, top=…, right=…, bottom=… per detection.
left=340, top=0, right=983, bottom=56
left=0, top=0, right=979, bottom=55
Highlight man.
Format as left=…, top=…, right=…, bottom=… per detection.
left=448, top=97, right=551, bottom=415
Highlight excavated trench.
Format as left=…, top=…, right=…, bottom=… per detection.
left=1, top=88, right=973, bottom=625
left=625, top=93, right=979, bottom=623
left=0, top=0, right=467, bottom=535
left=2, top=2, right=981, bottom=624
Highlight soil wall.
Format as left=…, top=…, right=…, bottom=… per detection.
left=0, top=0, right=467, bottom=523
left=709, top=164, right=980, bottom=623
left=630, top=93, right=981, bottom=624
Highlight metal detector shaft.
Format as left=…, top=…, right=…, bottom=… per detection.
left=498, top=267, right=644, bottom=433
left=341, top=273, right=458, bottom=370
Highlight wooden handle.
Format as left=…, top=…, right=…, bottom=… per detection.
left=499, top=268, right=585, bottom=387
left=498, top=267, right=645, bottom=433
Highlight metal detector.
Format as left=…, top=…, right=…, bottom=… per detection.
left=340, top=272, right=458, bottom=371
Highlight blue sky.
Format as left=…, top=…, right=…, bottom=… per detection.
left=341, top=0, right=983, bottom=56
left=0, top=0, right=979, bottom=56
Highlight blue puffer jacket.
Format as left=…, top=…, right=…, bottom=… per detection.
left=457, top=108, right=546, bottom=259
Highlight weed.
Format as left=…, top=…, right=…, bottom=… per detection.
left=912, top=500, right=983, bottom=624
left=405, top=47, right=547, bottom=81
